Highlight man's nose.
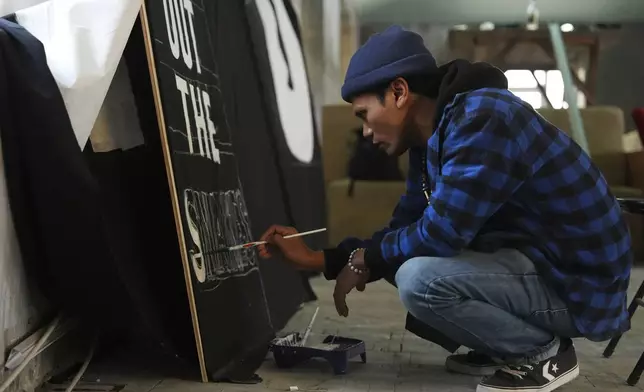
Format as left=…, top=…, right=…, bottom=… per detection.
left=362, top=125, right=373, bottom=138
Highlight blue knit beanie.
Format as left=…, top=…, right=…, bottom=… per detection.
left=341, top=25, right=437, bottom=102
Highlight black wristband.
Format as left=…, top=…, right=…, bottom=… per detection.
left=364, top=244, right=388, bottom=279
left=322, top=248, right=349, bottom=280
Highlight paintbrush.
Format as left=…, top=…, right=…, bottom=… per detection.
left=300, top=306, right=320, bottom=347
left=210, top=228, right=327, bottom=254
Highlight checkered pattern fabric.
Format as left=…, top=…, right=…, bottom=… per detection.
left=354, top=88, right=632, bottom=341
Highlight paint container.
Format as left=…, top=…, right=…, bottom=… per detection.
left=269, top=333, right=366, bottom=375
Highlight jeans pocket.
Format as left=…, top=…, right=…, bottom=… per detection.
left=526, top=308, right=582, bottom=338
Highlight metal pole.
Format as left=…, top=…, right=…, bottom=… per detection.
left=547, top=23, right=590, bottom=153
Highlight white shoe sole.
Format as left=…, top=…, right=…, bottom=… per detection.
left=476, top=364, right=580, bottom=392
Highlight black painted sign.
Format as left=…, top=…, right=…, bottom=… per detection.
left=142, top=0, right=275, bottom=381
left=141, top=0, right=327, bottom=381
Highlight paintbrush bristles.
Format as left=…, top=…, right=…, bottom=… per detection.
left=274, top=333, right=299, bottom=347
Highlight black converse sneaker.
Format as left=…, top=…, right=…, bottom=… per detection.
left=477, top=340, right=579, bottom=392
left=445, top=351, right=504, bottom=376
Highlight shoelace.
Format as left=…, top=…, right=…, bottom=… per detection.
left=499, top=364, right=535, bottom=379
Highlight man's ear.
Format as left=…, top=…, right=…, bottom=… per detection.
left=390, top=77, right=410, bottom=108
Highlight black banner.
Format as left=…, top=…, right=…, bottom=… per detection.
left=245, top=0, right=328, bottom=253
left=211, top=0, right=312, bottom=330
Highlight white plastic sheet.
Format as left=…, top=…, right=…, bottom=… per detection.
left=15, top=0, right=143, bottom=147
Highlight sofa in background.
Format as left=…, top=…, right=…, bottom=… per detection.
left=321, top=104, right=644, bottom=258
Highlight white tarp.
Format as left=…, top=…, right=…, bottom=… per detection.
left=11, top=0, right=142, bottom=147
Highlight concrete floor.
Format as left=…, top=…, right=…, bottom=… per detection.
left=68, top=269, right=644, bottom=392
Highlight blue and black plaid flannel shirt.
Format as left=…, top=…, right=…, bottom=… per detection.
left=330, top=88, right=632, bottom=341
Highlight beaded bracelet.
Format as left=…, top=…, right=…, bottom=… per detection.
left=347, top=248, right=368, bottom=275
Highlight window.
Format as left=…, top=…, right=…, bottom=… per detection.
left=504, top=69, right=586, bottom=110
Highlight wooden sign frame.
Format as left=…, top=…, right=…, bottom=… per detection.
left=139, top=3, right=208, bottom=382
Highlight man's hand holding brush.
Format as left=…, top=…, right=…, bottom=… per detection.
left=258, top=225, right=369, bottom=317
left=257, top=225, right=325, bottom=271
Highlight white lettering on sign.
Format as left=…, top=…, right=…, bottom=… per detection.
left=184, top=189, right=258, bottom=284
left=162, top=0, right=201, bottom=74
left=182, top=0, right=201, bottom=74
left=162, top=0, right=181, bottom=59
left=175, top=74, right=221, bottom=163
left=255, top=0, right=315, bottom=164
left=164, top=0, right=218, bottom=164
left=175, top=75, right=192, bottom=148
left=190, top=84, right=220, bottom=163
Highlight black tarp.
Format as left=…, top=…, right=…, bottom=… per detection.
left=245, top=0, right=327, bottom=248
left=0, top=17, right=186, bottom=362
left=243, top=0, right=328, bottom=295
left=215, top=0, right=328, bottom=330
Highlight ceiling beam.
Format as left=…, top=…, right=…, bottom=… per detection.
left=350, top=0, right=644, bottom=24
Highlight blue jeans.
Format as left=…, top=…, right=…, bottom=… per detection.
left=394, top=249, right=582, bottom=364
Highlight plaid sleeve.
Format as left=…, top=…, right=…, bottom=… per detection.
left=364, top=109, right=532, bottom=275
left=324, top=148, right=427, bottom=280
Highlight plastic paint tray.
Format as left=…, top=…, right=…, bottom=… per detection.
left=269, top=333, right=367, bottom=374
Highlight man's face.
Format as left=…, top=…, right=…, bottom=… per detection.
left=351, top=79, right=412, bottom=156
